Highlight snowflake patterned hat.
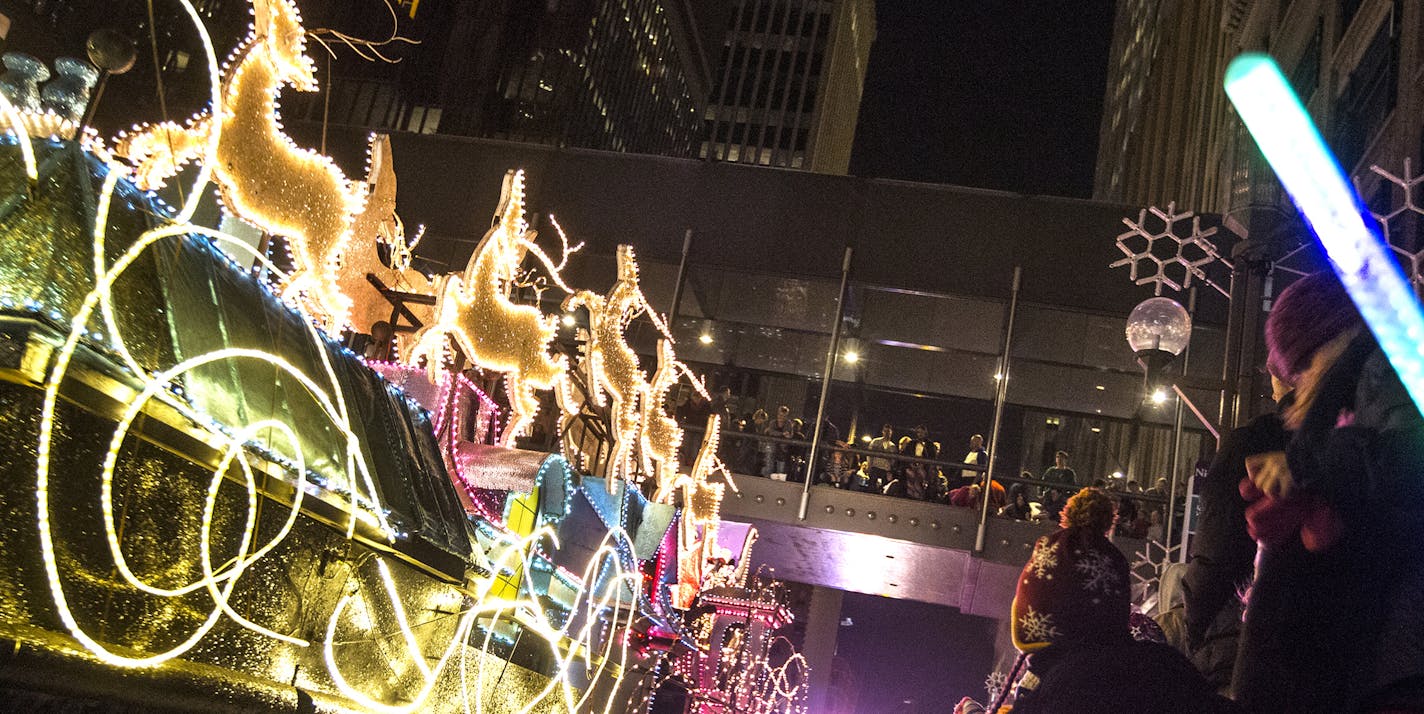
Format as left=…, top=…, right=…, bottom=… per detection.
left=1010, top=527, right=1131, bottom=653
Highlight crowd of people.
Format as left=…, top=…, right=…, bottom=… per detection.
left=676, top=392, right=1185, bottom=530
left=957, top=272, right=1424, bottom=712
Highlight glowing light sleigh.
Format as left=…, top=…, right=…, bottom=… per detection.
left=0, top=134, right=696, bottom=712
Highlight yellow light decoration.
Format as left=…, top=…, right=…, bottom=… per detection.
left=28, top=148, right=649, bottom=711
left=324, top=527, right=640, bottom=714
left=36, top=154, right=392, bottom=668
left=405, top=170, right=567, bottom=446
left=563, top=245, right=660, bottom=482
left=115, top=118, right=209, bottom=190
left=338, top=133, right=432, bottom=332
left=0, top=91, right=37, bottom=185
left=0, top=109, right=80, bottom=142
left=639, top=339, right=683, bottom=489
left=115, top=0, right=363, bottom=330
left=6, top=2, right=733, bottom=703
left=664, top=413, right=739, bottom=609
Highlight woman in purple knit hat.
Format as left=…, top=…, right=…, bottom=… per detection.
left=1234, top=272, right=1424, bottom=713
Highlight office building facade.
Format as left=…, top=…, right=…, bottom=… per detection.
left=318, top=0, right=713, bottom=158
left=700, top=0, right=874, bottom=174
left=1097, top=0, right=1424, bottom=218
left=0, top=0, right=715, bottom=158
left=1093, top=0, right=1237, bottom=213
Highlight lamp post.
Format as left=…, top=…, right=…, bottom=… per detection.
left=1126, top=296, right=1192, bottom=388
left=1125, top=296, right=1192, bottom=554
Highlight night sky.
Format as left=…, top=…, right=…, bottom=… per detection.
left=849, top=1, right=1117, bottom=198
left=834, top=4, right=1117, bottom=712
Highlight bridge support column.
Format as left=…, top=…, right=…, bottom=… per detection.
left=803, top=586, right=844, bottom=713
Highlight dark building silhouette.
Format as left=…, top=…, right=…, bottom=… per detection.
left=299, top=0, right=714, bottom=158
left=0, top=0, right=718, bottom=158
left=700, top=0, right=874, bottom=173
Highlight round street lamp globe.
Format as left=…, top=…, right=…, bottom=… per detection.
left=1125, top=297, right=1192, bottom=356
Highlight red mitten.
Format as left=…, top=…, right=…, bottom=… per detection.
left=1244, top=493, right=1309, bottom=546
left=1299, top=496, right=1343, bottom=552
left=1239, top=474, right=1264, bottom=502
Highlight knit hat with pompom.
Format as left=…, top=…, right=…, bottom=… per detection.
left=1011, top=490, right=1131, bottom=652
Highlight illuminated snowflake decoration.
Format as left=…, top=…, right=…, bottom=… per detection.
left=985, top=670, right=1009, bottom=703
left=1074, top=549, right=1124, bottom=595
left=1016, top=607, right=1061, bottom=643
left=1026, top=538, right=1059, bottom=580
left=1111, top=202, right=1230, bottom=297
left=1362, top=160, right=1424, bottom=292
left=1129, top=539, right=1181, bottom=609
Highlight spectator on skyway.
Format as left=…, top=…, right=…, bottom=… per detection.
left=947, top=480, right=1005, bottom=511
left=817, top=441, right=855, bottom=489
left=892, top=424, right=940, bottom=501
left=762, top=405, right=795, bottom=476
left=1041, top=450, right=1078, bottom=493
left=1115, top=493, right=1140, bottom=537
left=751, top=409, right=773, bottom=475
left=884, top=465, right=934, bottom=501
left=710, top=385, right=736, bottom=423
left=853, top=460, right=872, bottom=492
left=1040, top=487, right=1066, bottom=525
left=959, top=433, right=988, bottom=487
left=675, top=388, right=712, bottom=426
left=1145, top=476, right=1169, bottom=499
left=788, top=418, right=809, bottom=482
left=1145, top=508, right=1164, bottom=543
left=866, top=423, right=898, bottom=491
left=1001, top=483, right=1033, bottom=521
left=898, top=424, right=939, bottom=461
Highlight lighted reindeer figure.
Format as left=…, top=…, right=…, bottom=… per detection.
left=640, top=339, right=685, bottom=488
left=405, top=171, right=567, bottom=446
left=116, top=0, right=363, bottom=329
left=563, top=245, right=666, bottom=481
left=338, top=134, right=432, bottom=332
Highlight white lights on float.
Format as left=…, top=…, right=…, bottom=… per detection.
left=116, top=0, right=361, bottom=329
left=12, top=0, right=737, bottom=702
left=323, top=527, right=640, bottom=714
left=0, top=91, right=37, bottom=184
left=406, top=171, right=568, bottom=447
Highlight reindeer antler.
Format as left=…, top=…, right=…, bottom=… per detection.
left=308, top=0, right=419, bottom=63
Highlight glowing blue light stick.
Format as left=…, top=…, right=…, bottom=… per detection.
left=1224, top=53, right=1424, bottom=417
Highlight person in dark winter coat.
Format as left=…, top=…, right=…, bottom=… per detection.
left=1000, top=482, right=1034, bottom=520
left=1234, top=272, right=1424, bottom=712
left=968, top=489, right=1241, bottom=714
left=1180, top=377, right=1291, bottom=694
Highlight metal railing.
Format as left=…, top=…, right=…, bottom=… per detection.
left=682, top=424, right=1177, bottom=537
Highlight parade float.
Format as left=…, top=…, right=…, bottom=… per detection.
left=0, top=1, right=807, bottom=711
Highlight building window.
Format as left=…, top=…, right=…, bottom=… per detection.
left=1340, top=0, right=1368, bottom=36
left=1331, top=15, right=1398, bottom=171
left=1289, top=21, right=1322, bottom=102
